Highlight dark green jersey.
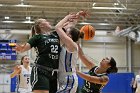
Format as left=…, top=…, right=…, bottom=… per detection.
left=81, top=66, right=107, bottom=93
left=27, top=32, right=61, bottom=69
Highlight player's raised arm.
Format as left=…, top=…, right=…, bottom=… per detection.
left=76, top=70, right=109, bottom=85
left=78, top=44, right=95, bottom=70
left=10, top=65, right=21, bottom=78
left=55, top=14, right=78, bottom=52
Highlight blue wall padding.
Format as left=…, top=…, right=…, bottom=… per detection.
left=10, top=77, right=17, bottom=92
left=78, top=73, right=135, bottom=93
left=103, top=73, right=135, bottom=93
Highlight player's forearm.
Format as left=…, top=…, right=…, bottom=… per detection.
left=56, top=28, right=77, bottom=52
left=78, top=45, right=95, bottom=69
left=76, top=71, right=96, bottom=82
left=10, top=74, right=15, bottom=78
left=55, top=15, right=69, bottom=29
left=17, top=43, right=31, bottom=53
left=55, top=16, right=77, bottom=52
left=77, top=71, right=108, bottom=85
left=10, top=72, right=18, bottom=78
left=79, top=55, right=93, bottom=69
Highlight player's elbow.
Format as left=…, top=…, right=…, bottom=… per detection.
left=66, top=45, right=77, bottom=53
left=99, top=76, right=109, bottom=85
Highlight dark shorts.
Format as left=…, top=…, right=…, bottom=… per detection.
left=31, top=66, right=57, bottom=93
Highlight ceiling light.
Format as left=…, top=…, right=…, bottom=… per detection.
left=4, top=17, right=10, bottom=19
left=26, top=17, right=31, bottom=20
left=1, top=20, right=34, bottom=24
left=92, top=7, right=126, bottom=10
left=22, top=21, right=34, bottom=23
left=97, top=23, right=110, bottom=25
left=114, top=3, right=119, bottom=6
left=78, top=22, right=90, bottom=25
left=95, top=31, right=107, bottom=35
left=2, top=21, right=15, bottom=23
left=79, top=22, right=110, bottom=26
left=14, top=4, right=33, bottom=7
left=92, top=3, right=96, bottom=6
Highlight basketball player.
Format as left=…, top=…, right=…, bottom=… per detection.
left=77, top=44, right=118, bottom=93
left=55, top=11, right=87, bottom=93
left=15, top=18, right=61, bottom=93
left=10, top=55, right=32, bottom=93
left=133, top=70, right=140, bottom=93
left=15, top=11, right=87, bottom=93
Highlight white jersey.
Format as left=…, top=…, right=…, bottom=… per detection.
left=57, top=46, right=78, bottom=93
left=135, top=75, right=140, bottom=93
left=59, top=46, right=78, bottom=73
left=17, top=65, right=32, bottom=93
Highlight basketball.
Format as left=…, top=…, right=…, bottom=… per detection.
left=80, top=25, right=95, bottom=40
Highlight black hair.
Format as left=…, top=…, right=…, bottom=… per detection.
left=20, top=55, right=27, bottom=65
left=69, top=27, right=84, bottom=42
left=31, top=26, right=36, bottom=37
left=106, top=57, right=118, bottom=74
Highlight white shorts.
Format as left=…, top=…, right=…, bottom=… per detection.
left=57, top=72, right=78, bottom=93
left=17, top=88, right=32, bottom=93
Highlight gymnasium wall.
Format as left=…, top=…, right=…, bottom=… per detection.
left=80, top=35, right=140, bottom=74
left=1, top=32, right=140, bottom=92
left=131, top=43, right=140, bottom=74
left=7, top=33, right=139, bottom=74
left=10, top=34, right=140, bottom=74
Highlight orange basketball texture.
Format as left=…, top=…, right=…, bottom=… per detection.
left=80, top=25, right=95, bottom=40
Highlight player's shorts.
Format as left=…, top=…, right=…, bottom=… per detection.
left=56, top=72, right=78, bottom=93
left=17, top=88, right=32, bottom=93
left=31, top=65, right=58, bottom=92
